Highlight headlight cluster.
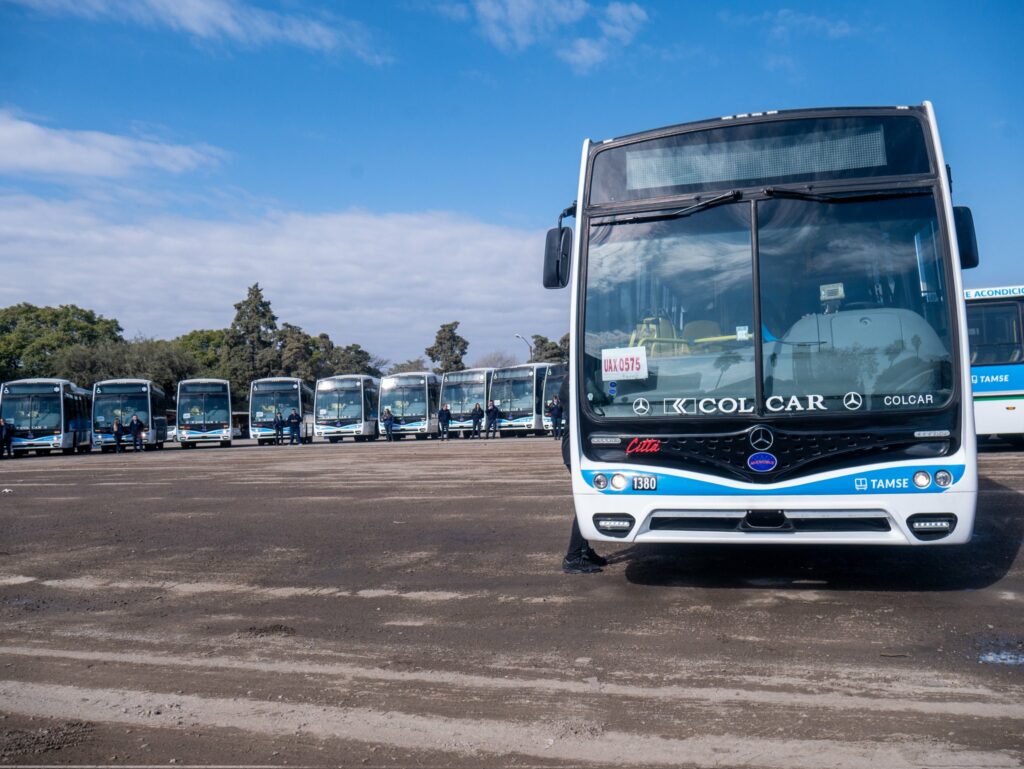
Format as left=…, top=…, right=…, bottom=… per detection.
left=913, top=470, right=954, bottom=489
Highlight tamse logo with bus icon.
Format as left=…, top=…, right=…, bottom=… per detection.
left=747, top=452, right=778, bottom=472
left=626, top=437, right=661, bottom=455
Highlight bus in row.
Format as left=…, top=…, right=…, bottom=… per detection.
left=92, top=379, right=169, bottom=451
left=249, top=377, right=315, bottom=445
left=177, top=378, right=233, bottom=448
left=964, top=286, right=1024, bottom=444
left=0, top=378, right=92, bottom=456
left=543, top=101, right=980, bottom=548
left=314, top=375, right=380, bottom=442
left=379, top=372, right=441, bottom=439
left=439, top=368, right=492, bottom=437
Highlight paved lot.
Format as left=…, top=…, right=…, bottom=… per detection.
left=0, top=438, right=1022, bottom=767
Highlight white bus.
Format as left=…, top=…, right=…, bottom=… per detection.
left=249, top=377, right=314, bottom=445
left=964, top=286, right=1024, bottom=444
left=176, top=379, right=233, bottom=449
left=0, top=378, right=92, bottom=456
left=542, top=363, right=568, bottom=433
left=543, top=102, right=979, bottom=546
left=440, top=368, right=492, bottom=437
left=379, top=372, right=440, bottom=439
left=490, top=363, right=550, bottom=436
left=314, top=375, right=380, bottom=442
left=93, top=379, right=169, bottom=451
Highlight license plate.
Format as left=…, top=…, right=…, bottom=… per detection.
left=632, top=475, right=657, bottom=491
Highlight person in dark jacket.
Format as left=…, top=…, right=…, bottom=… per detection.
left=437, top=403, right=452, bottom=441
left=287, top=408, right=302, bottom=445
left=273, top=411, right=285, bottom=445
left=128, top=415, right=144, bottom=453
left=558, top=377, right=606, bottom=574
left=381, top=408, right=395, bottom=441
left=470, top=403, right=484, bottom=439
left=112, top=418, right=125, bottom=454
left=547, top=394, right=564, bottom=440
left=484, top=400, right=501, bottom=439
left=0, top=417, right=9, bottom=459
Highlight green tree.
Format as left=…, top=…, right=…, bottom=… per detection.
left=389, top=357, right=427, bottom=374
left=54, top=337, right=198, bottom=396
left=175, top=329, right=227, bottom=377
left=222, top=284, right=278, bottom=402
left=277, top=323, right=314, bottom=380
left=331, top=343, right=386, bottom=378
left=425, top=321, right=469, bottom=374
left=471, top=351, right=518, bottom=368
left=531, top=334, right=568, bottom=364
left=0, top=303, right=123, bottom=381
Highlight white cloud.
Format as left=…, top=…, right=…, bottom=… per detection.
left=0, top=194, right=570, bottom=362
left=0, top=111, right=223, bottom=179
left=557, top=1, right=646, bottom=74
left=6, top=0, right=390, bottom=62
left=472, top=0, right=589, bottom=52
left=719, top=8, right=857, bottom=42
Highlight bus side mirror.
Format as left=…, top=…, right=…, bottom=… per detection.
left=954, top=206, right=979, bottom=269
left=543, top=227, right=572, bottom=289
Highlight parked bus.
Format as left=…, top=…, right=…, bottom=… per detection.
left=543, top=102, right=979, bottom=547
left=490, top=363, right=550, bottom=436
left=314, top=375, right=380, bottom=442
left=440, top=368, right=492, bottom=437
left=92, top=379, right=169, bottom=451
left=176, top=379, right=233, bottom=448
left=249, top=377, right=314, bottom=445
left=542, top=363, right=568, bottom=433
left=379, top=372, right=440, bottom=439
left=964, top=286, right=1024, bottom=444
left=0, top=378, right=92, bottom=456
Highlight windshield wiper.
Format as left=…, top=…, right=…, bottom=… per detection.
left=762, top=187, right=931, bottom=204
left=592, top=190, right=742, bottom=226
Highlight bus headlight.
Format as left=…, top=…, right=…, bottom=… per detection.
left=934, top=470, right=953, bottom=488
left=593, top=474, right=609, bottom=490
left=610, top=473, right=628, bottom=491
left=913, top=471, right=931, bottom=488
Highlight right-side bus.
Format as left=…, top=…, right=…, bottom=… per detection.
left=543, top=102, right=980, bottom=547
left=0, top=378, right=92, bottom=456
left=92, top=379, right=169, bottom=451
left=378, top=372, right=440, bottom=439
left=440, top=368, right=492, bottom=437
left=249, top=377, right=314, bottom=445
left=314, top=375, right=380, bottom=442
left=490, top=363, right=550, bottom=436
left=964, top=286, right=1024, bottom=443
left=176, top=379, right=233, bottom=448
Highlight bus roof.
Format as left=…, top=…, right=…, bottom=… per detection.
left=317, top=374, right=379, bottom=384
left=178, top=378, right=230, bottom=386
left=964, top=286, right=1024, bottom=301
left=382, top=371, right=438, bottom=380
left=1, top=378, right=90, bottom=396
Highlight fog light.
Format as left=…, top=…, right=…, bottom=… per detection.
left=912, top=519, right=950, bottom=531
left=610, top=473, right=628, bottom=490
left=907, top=513, right=957, bottom=540
left=593, top=473, right=609, bottom=490
left=913, top=471, right=931, bottom=488
left=593, top=513, right=635, bottom=538
left=934, top=470, right=953, bottom=488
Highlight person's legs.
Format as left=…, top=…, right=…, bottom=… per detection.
left=562, top=517, right=602, bottom=573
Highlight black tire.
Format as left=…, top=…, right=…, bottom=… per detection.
left=101, top=446, right=111, bottom=454
left=220, top=441, right=231, bottom=448
left=328, top=437, right=338, bottom=444
left=62, top=447, right=75, bottom=455
left=414, top=434, right=426, bottom=440
left=38, top=449, right=52, bottom=456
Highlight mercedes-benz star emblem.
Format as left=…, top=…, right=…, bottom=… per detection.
left=632, top=397, right=651, bottom=416
left=843, top=392, right=864, bottom=411
left=749, top=426, right=774, bottom=451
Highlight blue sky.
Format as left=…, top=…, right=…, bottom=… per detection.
left=1, top=0, right=1021, bottom=364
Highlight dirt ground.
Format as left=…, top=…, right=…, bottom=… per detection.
left=0, top=437, right=1022, bottom=768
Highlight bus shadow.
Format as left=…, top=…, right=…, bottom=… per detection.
left=617, top=479, right=1023, bottom=592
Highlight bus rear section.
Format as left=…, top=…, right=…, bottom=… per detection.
left=314, top=375, right=380, bottom=442
left=92, top=379, right=168, bottom=451
left=177, top=379, right=233, bottom=448
left=964, top=286, right=1024, bottom=443
left=249, top=378, right=315, bottom=445
left=544, top=103, right=979, bottom=546
left=490, top=364, right=550, bottom=436
left=378, top=372, right=440, bottom=439
left=0, top=379, right=92, bottom=456
left=440, top=368, right=492, bottom=437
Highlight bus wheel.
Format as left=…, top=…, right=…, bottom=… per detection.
left=38, top=449, right=52, bottom=456
left=62, top=447, right=75, bottom=455
left=100, top=446, right=111, bottom=453
left=414, top=434, right=426, bottom=440
left=221, top=441, right=231, bottom=448
left=157, top=442, right=164, bottom=450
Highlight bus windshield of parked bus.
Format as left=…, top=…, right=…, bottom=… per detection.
left=491, top=372, right=533, bottom=416
left=543, top=366, right=567, bottom=409
left=250, top=383, right=299, bottom=426
left=442, top=372, right=486, bottom=417
left=315, top=380, right=363, bottom=422
left=94, top=384, right=150, bottom=430
left=1, top=383, right=62, bottom=432
left=380, top=376, right=427, bottom=419
left=178, top=384, right=230, bottom=427
left=966, top=302, right=1023, bottom=366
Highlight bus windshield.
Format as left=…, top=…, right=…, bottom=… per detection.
left=544, top=369, right=567, bottom=408
left=178, top=392, right=230, bottom=427
left=316, top=384, right=363, bottom=422
left=443, top=380, right=486, bottom=417
left=966, top=302, right=1023, bottom=366
left=1, top=393, right=61, bottom=433
left=491, top=375, right=533, bottom=416
left=584, top=194, right=953, bottom=417
left=380, top=385, right=426, bottom=420
left=94, top=393, right=149, bottom=430
left=251, top=388, right=299, bottom=426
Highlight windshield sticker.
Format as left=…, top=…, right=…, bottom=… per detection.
left=665, top=397, right=756, bottom=415
left=883, top=394, right=934, bottom=407
left=632, top=397, right=651, bottom=416
left=842, top=392, right=863, bottom=411
left=602, top=346, right=648, bottom=381
left=819, top=282, right=845, bottom=302
left=255, top=411, right=264, bottom=418
left=608, top=381, right=617, bottom=396
left=735, top=325, right=750, bottom=341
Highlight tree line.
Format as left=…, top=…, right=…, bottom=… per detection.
left=0, top=284, right=568, bottom=404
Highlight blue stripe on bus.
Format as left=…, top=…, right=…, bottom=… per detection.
left=970, top=365, right=1024, bottom=393
left=581, top=465, right=966, bottom=496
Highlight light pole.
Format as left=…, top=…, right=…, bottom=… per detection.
left=514, top=333, right=533, bottom=362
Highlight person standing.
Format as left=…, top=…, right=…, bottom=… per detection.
left=128, top=414, right=144, bottom=453
left=112, top=418, right=125, bottom=454
left=548, top=394, right=564, bottom=440
left=438, top=403, right=452, bottom=441
left=470, top=403, right=484, bottom=439
left=287, top=408, right=302, bottom=445
left=273, top=411, right=285, bottom=445
left=484, top=399, right=501, bottom=439
left=381, top=408, right=395, bottom=442
left=0, top=417, right=9, bottom=459
left=558, top=377, right=606, bottom=574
